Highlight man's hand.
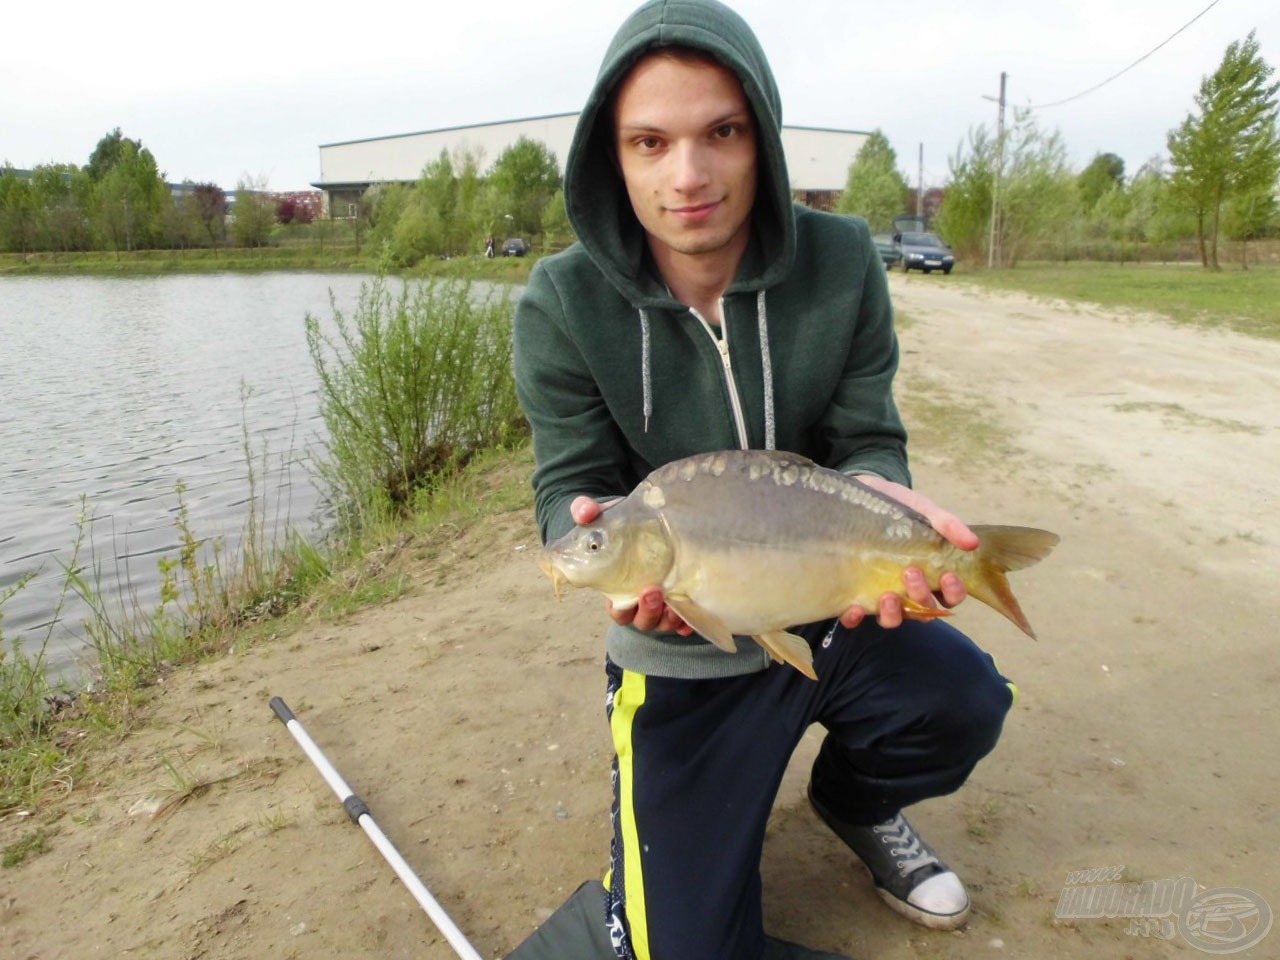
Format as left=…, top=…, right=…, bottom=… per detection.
left=570, top=495, right=694, bottom=635
left=838, top=476, right=978, bottom=631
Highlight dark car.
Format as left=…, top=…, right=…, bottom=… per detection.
left=872, top=233, right=902, bottom=269
left=502, top=237, right=528, bottom=257
left=896, top=232, right=955, bottom=274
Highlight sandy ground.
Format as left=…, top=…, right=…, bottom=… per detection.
left=3, top=275, right=1278, bottom=960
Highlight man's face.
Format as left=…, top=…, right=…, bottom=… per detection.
left=612, top=52, right=758, bottom=262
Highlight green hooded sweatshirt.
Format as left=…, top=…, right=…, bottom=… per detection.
left=513, top=0, right=910, bottom=679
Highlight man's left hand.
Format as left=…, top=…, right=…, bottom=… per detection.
left=839, top=476, right=977, bottom=631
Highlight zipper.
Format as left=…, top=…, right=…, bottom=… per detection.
left=689, top=298, right=750, bottom=449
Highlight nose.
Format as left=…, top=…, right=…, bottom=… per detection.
left=669, top=139, right=711, bottom=195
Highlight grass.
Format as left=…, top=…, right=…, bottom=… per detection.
left=956, top=261, right=1280, bottom=339
left=1109, top=401, right=1262, bottom=434
left=0, top=245, right=537, bottom=284
left=2, top=827, right=51, bottom=868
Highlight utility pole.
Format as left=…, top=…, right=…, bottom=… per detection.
left=917, top=143, right=924, bottom=220
left=983, top=72, right=1008, bottom=269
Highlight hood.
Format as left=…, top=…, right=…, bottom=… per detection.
left=564, top=0, right=796, bottom=308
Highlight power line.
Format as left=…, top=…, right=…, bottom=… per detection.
left=1026, top=0, right=1223, bottom=110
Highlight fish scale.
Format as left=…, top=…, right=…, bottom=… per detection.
left=541, top=449, right=1059, bottom=680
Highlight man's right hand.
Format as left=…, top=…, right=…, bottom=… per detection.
left=570, top=495, right=693, bottom=635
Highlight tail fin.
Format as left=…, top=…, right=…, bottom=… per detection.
left=964, top=525, right=1060, bottom=639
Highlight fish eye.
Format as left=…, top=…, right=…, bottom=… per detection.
left=586, top=531, right=606, bottom=552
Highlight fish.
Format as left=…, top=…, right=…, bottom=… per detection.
left=539, top=449, right=1060, bottom=680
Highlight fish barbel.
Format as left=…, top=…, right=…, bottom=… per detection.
left=539, top=449, right=1059, bottom=680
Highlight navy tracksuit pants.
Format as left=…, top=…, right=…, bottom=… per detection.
left=603, top=617, right=1014, bottom=960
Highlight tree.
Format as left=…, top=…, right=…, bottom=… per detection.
left=486, top=137, right=561, bottom=238
left=1077, top=153, right=1125, bottom=208
left=191, top=183, right=226, bottom=246
left=363, top=182, right=412, bottom=254
left=231, top=176, right=275, bottom=248
left=835, top=130, right=909, bottom=232
left=1125, top=156, right=1198, bottom=258
left=0, top=166, right=38, bottom=253
left=29, top=164, right=92, bottom=252
left=996, top=112, right=1077, bottom=265
left=390, top=151, right=457, bottom=264
left=90, top=138, right=168, bottom=252
left=1223, top=177, right=1279, bottom=267
left=540, top=188, right=574, bottom=251
left=1167, top=30, right=1280, bottom=269
left=936, top=111, right=1077, bottom=265
left=935, top=127, right=996, bottom=262
left=87, top=128, right=145, bottom=182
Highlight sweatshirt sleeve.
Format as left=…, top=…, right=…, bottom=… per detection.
left=820, top=219, right=912, bottom=488
left=514, top=262, right=636, bottom=544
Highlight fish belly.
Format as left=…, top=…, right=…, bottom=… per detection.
left=673, top=546, right=891, bottom=634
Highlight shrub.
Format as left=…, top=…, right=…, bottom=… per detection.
left=305, top=275, right=526, bottom=526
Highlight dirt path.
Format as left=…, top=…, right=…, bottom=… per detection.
left=3, top=276, right=1278, bottom=960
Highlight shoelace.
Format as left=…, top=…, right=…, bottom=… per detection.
left=873, top=814, right=941, bottom=875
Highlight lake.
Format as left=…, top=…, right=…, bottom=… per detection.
left=0, top=272, right=379, bottom=681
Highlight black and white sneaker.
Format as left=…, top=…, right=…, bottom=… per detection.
left=808, top=784, right=970, bottom=930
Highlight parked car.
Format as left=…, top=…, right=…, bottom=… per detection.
left=872, top=233, right=902, bottom=269
left=503, top=237, right=528, bottom=257
left=896, top=232, right=955, bottom=274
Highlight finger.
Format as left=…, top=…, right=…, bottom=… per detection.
left=931, top=513, right=979, bottom=552
left=877, top=592, right=904, bottom=629
left=631, top=589, right=667, bottom=632
left=606, top=598, right=637, bottom=627
left=570, top=496, right=601, bottom=525
left=657, top=608, right=694, bottom=636
left=902, top=566, right=938, bottom=608
left=840, top=605, right=867, bottom=630
left=938, top=571, right=967, bottom=608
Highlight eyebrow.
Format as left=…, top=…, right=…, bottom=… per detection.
left=617, top=108, right=752, bottom=137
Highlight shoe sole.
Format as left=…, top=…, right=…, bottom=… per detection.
left=807, top=787, right=970, bottom=932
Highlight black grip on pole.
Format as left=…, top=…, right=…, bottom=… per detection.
left=343, top=794, right=371, bottom=824
left=269, top=696, right=296, bottom=725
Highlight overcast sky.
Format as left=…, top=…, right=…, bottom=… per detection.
left=5, top=0, right=1278, bottom=192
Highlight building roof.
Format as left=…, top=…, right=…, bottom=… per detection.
left=314, top=114, right=869, bottom=193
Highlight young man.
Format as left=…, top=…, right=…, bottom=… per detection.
left=513, top=2, right=1013, bottom=958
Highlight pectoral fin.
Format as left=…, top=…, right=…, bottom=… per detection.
left=754, top=631, right=818, bottom=681
left=664, top=595, right=737, bottom=654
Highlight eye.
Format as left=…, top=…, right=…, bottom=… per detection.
left=586, top=531, right=606, bottom=552
left=713, top=124, right=736, bottom=139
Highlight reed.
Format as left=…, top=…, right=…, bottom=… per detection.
left=305, top=273, right=527, bottom=529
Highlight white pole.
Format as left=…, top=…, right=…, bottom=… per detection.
left=917, top=143, right=924, bottom=220
left=270, top=697, right=485, bottom=960
left=986, top=71, right=1008, bottom=269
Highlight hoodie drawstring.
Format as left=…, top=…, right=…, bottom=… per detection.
left=757, top=289, right=775, bottom=451
left=638, top=292, right=775, bottom=450
left=639, top=308, right=653, bottom=433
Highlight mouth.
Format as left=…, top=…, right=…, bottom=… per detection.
left=667, top=201, right=721, bottom=223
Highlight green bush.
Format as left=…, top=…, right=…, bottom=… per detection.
left=305, top=275, right=526, bottom=526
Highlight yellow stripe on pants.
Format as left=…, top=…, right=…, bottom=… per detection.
left=610, top=668, right=649, bottom=960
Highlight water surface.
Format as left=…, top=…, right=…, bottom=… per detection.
left=0, top=272, right=375, bottom=679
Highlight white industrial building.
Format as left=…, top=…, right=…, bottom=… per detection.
left=314, top=113, right=867, bottom=217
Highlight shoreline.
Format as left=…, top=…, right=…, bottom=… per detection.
left=0, top=247, right=537, bottom=282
